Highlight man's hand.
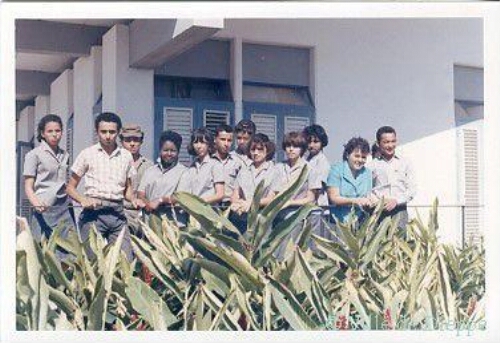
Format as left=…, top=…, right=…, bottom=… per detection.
left=384, top=198, right=398, bottom=212
left=81, top=197, right=101, bottom=209
left=132, top=198, right=146, bottom=209
left=33, top=200, right=48, bottom=213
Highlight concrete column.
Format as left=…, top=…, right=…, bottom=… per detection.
left=17, top=106, right=35, bottom=143
left=73, top=46, right=102, bottom=158
left=34, top=95, right=50, bottom=146
left=102, top=24, right=154, bottom=159
left=50, top=69, right=74, bottom=148
left=231, top=37, right=243, bottom=123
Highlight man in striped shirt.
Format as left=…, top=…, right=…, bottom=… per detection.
left=66, top=112, right=144, bottom=261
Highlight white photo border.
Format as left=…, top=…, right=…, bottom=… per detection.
left=1, top=1, right=499, bottom=342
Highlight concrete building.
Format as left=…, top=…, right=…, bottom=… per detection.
left=15, top=18, right=483, bottom=246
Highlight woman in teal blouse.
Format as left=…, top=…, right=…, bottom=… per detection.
left=327, top=137, right=374, bottom=224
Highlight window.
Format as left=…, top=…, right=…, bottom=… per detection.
left=163, top=107, right=193, bottom=165
left=243, top=84, right=312, bottom=106
left=203, top=110, right=230, bottom=134
left=284, top=116, right=310, bottom=134
left=251, top=114, right=277, bottom=143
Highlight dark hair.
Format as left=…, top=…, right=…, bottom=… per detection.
left=95, top=112, right=122, bottom=132
left=234, top=119, right=256, bottom=136
left=215, top=124, right=234, bottom=137
left=37, top=114, right=63, bottom=143
left=187, top=127, right=215, bottom=156
left=282, top=131, right=308, bottom=156
left=342, top=137, right=370, bottom=161
left=371, top=142, right=380, bottom=158
left=249, top=133, right=275, bottom=161
left=376, top=126, right=396, bottom=142
left=159, top=130, right=182, bottom=152
left=303, top=124, right=328, bottom=148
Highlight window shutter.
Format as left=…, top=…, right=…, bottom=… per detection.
left=163, top=107, right=193, bottom=165
left=460, top=128, right=481, bottom=246
left=284, top=116, right=310, bottom=134
left=17, top=144, right=32, bottom=218
left=203, top=110, right=230, bottom=134
left=251, top=113, right=277, bottom=143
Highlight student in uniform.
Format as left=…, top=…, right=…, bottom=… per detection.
left=185, top=128, right=225, bottom=205
left=212, top=124, right=241, bottom=210
left=138, top=130, right=189, bottom=228
left=327, top=137, right=374, bottom=226
left=23, top=114, right=76, bottom=254
left=303, top=124, right=332, bottom=240
left=66, top=112, right=143, bottom=261
left=231, top=119, right=256, bottom=169
left=230, top=133, right=277, bottom=233
left=119, top=124, right=153, bottom=236
left=270, top=131, right=321, bottom=260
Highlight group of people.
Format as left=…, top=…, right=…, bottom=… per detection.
left=23, top=111, right=416, bottom=261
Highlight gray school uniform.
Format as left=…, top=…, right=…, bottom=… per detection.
left=124, top=155, right=154, bottom=234
left=306, top=151, right=333, bottom=243
left=186, top=155, right=225, bottom=199
left=23, top=140, right=69, bottom=206
left=271, top=158, right=322, bottom=260
left=138, top=160, right=189, bottom=200
left=138, top=160, right=189, bottom=228
left=271, top=158, right=322, bottom=199
left=235, top=161, right=277, bottom=200
left=213, top=153, right=241, bottom=202
left=23, top=140, right=75, bottom=245
left=231, top=151, right=252, bottom=169
left=306, top=151, right=330, bottom=208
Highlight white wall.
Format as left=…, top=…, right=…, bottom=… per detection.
left=216, top=18, right=483, bottom=244
left=73, top=46, right=102, bottom=158
left=102, top=24, right=155, bottom=159
left=50, top=69, right=74, bottom=148
left=17, top=106, right=35, bottom=143
left=34, top=95, right=50, bottom=147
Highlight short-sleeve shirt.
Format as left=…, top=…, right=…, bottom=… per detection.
left=213, top=153, right=241, bottom=202
left=185, top=155, right=225, bottom=198
left=138, top=160, right=189, bottom=200
left=231, top=151, right=252, bottom=169
left=71, top=143, right=136, bottom=201
left=271, top=158, right=322, bottom=200
left=130, top=155, right=154, bottom=192
left=23, top=140, right=70, bottom=206
left=368, top=155, right=416, bottom=205
left=327, top=161, right=372, bottom=223
left=235, top=161, right=277, bottom=200
left=306, top=151, right=330, bottom=207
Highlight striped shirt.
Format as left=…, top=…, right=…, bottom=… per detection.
left=71, top=143, right=136, bottom=201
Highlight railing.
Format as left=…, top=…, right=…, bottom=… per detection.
left=16, top=203, right=484, bottom=248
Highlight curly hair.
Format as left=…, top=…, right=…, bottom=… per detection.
left=159, top=130, right=182, bottom=152
left=303, top=124, right=329, bottom=148
left=342, top=137, right=370, bottom=161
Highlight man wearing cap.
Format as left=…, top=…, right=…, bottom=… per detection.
left=120, top=124, right=153, bottom=236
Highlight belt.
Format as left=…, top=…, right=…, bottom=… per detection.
left=89, top=197, right=124, bottom=210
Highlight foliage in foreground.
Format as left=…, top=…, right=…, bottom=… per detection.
left=16, top=168, right=485, bottom=331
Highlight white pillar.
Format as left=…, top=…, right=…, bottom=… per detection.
left=73, top=46, right=102, bottom=158
left=17, top=106, right=35, bottom=143
left=50, top=69, right=74, bottom=148
left=34, top=95, right=50, bottom=146
left=102, top=24, right=154, bottom=159
left=231, top=37, right=243, bottom=123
